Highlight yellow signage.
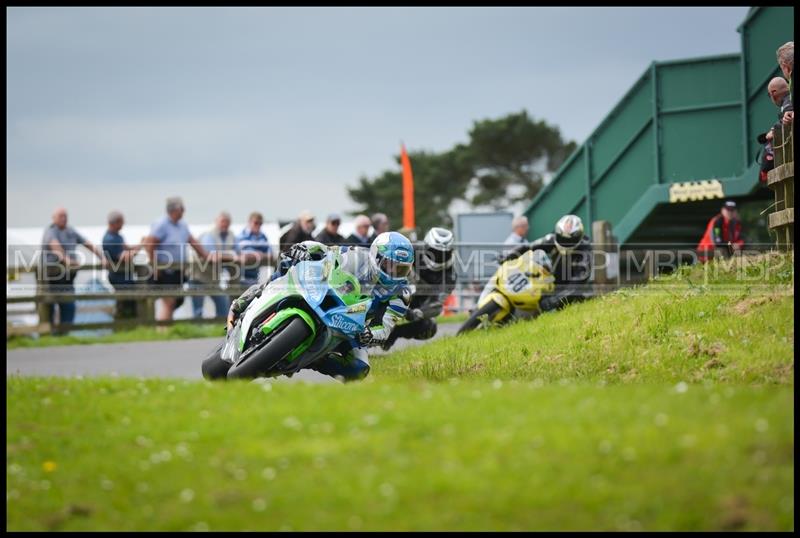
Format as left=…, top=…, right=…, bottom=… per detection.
left=347, top=303, right=367, bottom=313
left=669, top=180, right=724, bottom=203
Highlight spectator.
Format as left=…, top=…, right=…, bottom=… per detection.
left=102, top=210, right=143, bottom=319
left=504, top=216, right=529, bottom=245
left=346, top=214, right=373, bottom=246
left=236, top=211, right=273, bottom=288
left=368, top=213, right=390, bottom=242
left=757, top=77, right=792, bottom=182
left=776, top=41, right=793, bottom=124
left=279, top=210, right=316, bottom=253
left=39, top=206, right=106, bottom=330
left=187, top=211, right=239, bottom=319
left=143, top=196, right=217, bottom=322
left=314, top=213, right=345, bottom=245
left=696, top=200, right=745, bottom=263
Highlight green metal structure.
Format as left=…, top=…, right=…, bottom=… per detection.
left=523, top=6, right=794, bottom=247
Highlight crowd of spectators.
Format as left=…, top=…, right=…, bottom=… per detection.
left=698, top=41, right=794, bottom=262
left=758, top=41, right=794, bottom=181
left=38, top=198, right=397, bottom=326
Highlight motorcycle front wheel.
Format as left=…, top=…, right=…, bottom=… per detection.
left=201, top=342, right=232, bottom=380
left=457, top=300, right=505, bottom=335
left=226, top=316, right=313, bottom=380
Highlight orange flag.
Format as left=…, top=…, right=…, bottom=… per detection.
left=400, top=143, right=415, bottom=230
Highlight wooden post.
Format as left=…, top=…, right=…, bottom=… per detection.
left=592, top=221, right=620, bottom=294
left=767, top=126, right=795, bottom=250
left=35, top=285, right=52, bottom=335
left=33, top=264, right=54, bottom=335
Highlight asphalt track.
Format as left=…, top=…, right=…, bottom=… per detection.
left=6, top=324, right=460, bottom=382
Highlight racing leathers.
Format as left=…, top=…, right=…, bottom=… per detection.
left=486, top=233, right=594, bottom=313
left=227, top=242, right=412, bottom=381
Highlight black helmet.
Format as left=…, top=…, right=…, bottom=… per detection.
left=420, top=227, right=454, bottom=271
left=553, top=215, right=584, bottom=254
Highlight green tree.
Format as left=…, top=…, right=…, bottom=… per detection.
left=346, top=145, right=473, bottom=233
left=467, top=110, right=576, bottom=208
left=347, top=110, right=576, bottom=232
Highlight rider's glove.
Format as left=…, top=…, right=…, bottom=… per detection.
left=418, top=319, right=438, bottom=340
left=357, top=327, right=374, bottom=346
left=406, top=308, right=424, bottom=322
left=288, top=243, right=310, bottom=262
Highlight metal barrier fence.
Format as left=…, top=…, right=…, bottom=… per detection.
left=6, top=259, right=262, bottom=336
left=7, top=238, right=778, bottom=337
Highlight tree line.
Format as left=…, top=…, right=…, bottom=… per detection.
left=347, top=110, right=577, bottom=232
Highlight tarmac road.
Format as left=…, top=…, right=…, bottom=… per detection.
left=6, top=323, right=460, bottom=382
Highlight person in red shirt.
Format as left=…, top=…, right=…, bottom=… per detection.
left=697, top=200, right=745, bottom=263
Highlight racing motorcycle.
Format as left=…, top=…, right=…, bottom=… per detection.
left=457, top=248, right=556, bottom=335
left=202, top=247, right=377, bottom=380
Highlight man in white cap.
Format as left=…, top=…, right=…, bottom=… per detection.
left=346, top=214, right=373, bottom=247
left=279, top=210, right=316, bottom=253
left=504, top=215, right=529, bottom=245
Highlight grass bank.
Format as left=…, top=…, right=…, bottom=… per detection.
left=6, top=377, right=793, bottom=531
left=375, top=253, right=794, bottom=384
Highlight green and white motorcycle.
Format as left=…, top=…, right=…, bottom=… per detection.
left=201, top=247, right=378, bottom=380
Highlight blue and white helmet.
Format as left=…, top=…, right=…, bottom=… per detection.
left=369, top=231, right=415, bottom=287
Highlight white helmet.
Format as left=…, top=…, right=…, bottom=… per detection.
left=420, top=227, right=454, bottom=271
left=554, top=215, right=584, bottom=254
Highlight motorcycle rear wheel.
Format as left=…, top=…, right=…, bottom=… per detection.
left=457, top=300, right=504, bottom=335
left=226, top=317, right=313, bottom=380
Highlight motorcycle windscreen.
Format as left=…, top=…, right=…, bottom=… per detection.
left=221, top=324, right=243, bottom=362
left=530, top=249, right=554, bottom=275
left=294, top=261, right=328, bottom=306
left=328, top=267, right=362, bottom=305
left=337, top=248, right=377, bottom=297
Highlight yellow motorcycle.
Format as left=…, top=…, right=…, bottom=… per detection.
left=457, top=249, right=556, bottom=335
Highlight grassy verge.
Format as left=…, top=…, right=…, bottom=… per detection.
left=7, top=323, right=225, bottom=350
left=376, top=254, right=794, bottom=384
left=6, top=377, right=793, bottom=531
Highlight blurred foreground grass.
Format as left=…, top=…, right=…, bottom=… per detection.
left=6, top=377, right=794, bottom=531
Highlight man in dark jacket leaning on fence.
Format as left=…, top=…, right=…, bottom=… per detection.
left=102, top=210, right=143, bottom=320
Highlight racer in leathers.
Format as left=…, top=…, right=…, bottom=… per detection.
left=480, top=214, right=593, bottom=313
left=224, top=232, right=415, bottom=381
left=380, top=227, right=457, bottom=350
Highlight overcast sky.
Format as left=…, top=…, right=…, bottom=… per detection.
left=7, top=6, right=750, bottom=227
